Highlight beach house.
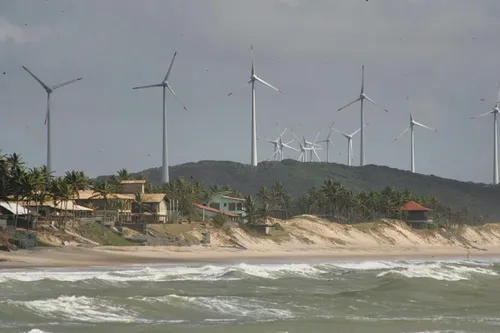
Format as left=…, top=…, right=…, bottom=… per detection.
left=400, top=201, right=433, bottom=229
left=205, top=193, right=246, bottom=218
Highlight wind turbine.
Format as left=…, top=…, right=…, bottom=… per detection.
left=317, top=121, right=335, bottom=162
left=22, top=66, right=82, bottom=176
left=471, top=85, right=500, bottom=185
left=302, top=132, right=323, bottom=162
left=267, top=124, right=296, bottom=161
left=132, top=52, right=188, bottom=184
left=337, top=65, right=389, bottom=166
left=394, top=112, right=437, bottom=173
left=332, top=122, right=369, bottom=166
left=291, top=131, right=322, bottom=162
left=228, top=45, right=283, bottom=167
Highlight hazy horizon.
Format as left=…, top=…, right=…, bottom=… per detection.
left=1, top=0, right=498, bottom=183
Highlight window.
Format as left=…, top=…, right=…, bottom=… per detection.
left=224, top=203, right=227, bottom=207
left=209, top=203, right=220, bottom=210
left=236, top=203, right=243, bottom=211
left=228, top=203, right=236, bottom=211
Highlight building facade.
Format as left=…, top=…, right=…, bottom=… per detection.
left=205, top=193, right=246, bottom=218
left=400, top=201, right=433, bottom=229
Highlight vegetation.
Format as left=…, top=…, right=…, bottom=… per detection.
left=97, top=160, right=500, bottom=221
left=0, top=151, right=490, bottom=230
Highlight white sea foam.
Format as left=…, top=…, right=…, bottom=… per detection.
left=133, top=294, right=294, bottom=320
left=0, top=260, right=497, bottom=284
left=330, top=259, right=498, bottom=281
left=22, top=330, right=54, bottom=333
left=0, top=262, right=327, bottom=283
left=10, top=295, right=142, bottom=323
left=377, top=262, right=498, bottom=281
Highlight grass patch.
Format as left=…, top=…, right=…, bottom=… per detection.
left=75, top=222, right=135, bottom=246
left=149, top=224, right=199, bottom=242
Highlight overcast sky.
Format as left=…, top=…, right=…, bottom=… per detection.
left=1, top=0, right=499, bottom=183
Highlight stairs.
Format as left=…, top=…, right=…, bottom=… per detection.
left=64, top=230, right=100, bottom=246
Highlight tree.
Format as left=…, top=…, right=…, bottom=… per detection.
left=243, top=195, right=258, bottom=224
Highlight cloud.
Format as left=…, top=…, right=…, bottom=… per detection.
left=0, top=18, right=49, bottom=44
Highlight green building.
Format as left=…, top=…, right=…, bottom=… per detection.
left=205, top=193, right=246, bottom=218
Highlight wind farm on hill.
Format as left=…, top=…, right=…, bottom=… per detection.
left=15, top=45, right=500, bottom=186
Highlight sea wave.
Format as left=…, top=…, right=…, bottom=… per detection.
left=131, top=294, right=295, bottom=320
left=8, top=295, right=143, bottom=323
left=331, top=260, right=499, bottom=281
left=0, top=262, right=326, bottom=283
left=0, top=260, right=497, bottom=285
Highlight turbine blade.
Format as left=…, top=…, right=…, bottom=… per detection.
left=250, top=45, right=255, bottom=73
left=313, top=131, right=321, bottom=143
left=497, top=84, right=500, bottom=104
left=255, top=76, right=283, bottom=93
left=166, top=83, right=188, bottom=111
left=164, top=52, right=178, bottom=82
left=133, top=83, right=163, bottom=90
left=364, top=95, right=389, bottom=112
left=337, top=97, right=361, bottom=112
left=332, top=126, right=349, bottom=137
left=283, top=143, right=299, bottom=152
left=361, top=65, right=364, bottom=94
left=394, top=126, right=410, bottom=141
left=414, top=121, right=437, bottom=132
left=52, top=77, right=82, bottom=90
left=290, top=130, right=303, bottom=148
left=351, top=128, right=362, bottom=136
left=470, top=110, right=494, bottom=119
left=313, top=148, right=321, bottom=162
left=44, top=106, right=49, bottom=125
left=22, top=66, right=50, bottom=91
left=279, top=127, right=287, bottom=138
left=228, top=80, right=251, bottom=96
left=284, top=139, right=295, bottom=145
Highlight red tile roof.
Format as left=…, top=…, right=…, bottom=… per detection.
left=400, top=201, right=430, bottom=212
left=192, top=203, right=238, bottom=217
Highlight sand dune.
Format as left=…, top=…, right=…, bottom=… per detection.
left=1, top=216, right=500, bottom=268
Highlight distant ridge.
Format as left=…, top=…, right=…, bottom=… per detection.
left=97, top=159, right=500, bottom=220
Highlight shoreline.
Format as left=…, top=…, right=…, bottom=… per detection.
left=1, top=244, right=499, bottom=270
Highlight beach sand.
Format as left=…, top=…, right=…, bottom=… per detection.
left=1, top=244, right=499, bottom=269
left=2, top=216, right=500, bottom=269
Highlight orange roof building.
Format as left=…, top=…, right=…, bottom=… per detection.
left=399, top=201, right=430, bottom=212
left=399, top=201, right=433, bottom=228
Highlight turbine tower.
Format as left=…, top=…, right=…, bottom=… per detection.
left=132, top=52, right=188, bottom=184
left=471, top=85, right=500, bottom=185
left=332, top=122, right=369, bottom=166
left=317, top=121, right=335, bottom=162
left=394, top=112, right=437, bottom=173
left=337, top=65, right=389, bottom=166
left=22, top=66, right=82, bottom=176
left=228, top=45, right=283, bottom=167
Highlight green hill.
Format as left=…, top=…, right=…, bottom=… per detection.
left=99, top=160, right=500, bottom=220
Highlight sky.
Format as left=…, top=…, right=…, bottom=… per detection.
left=0, top=0, right=499, bottom=183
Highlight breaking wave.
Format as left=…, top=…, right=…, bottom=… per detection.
left=0, top=259, right=498, bottom=284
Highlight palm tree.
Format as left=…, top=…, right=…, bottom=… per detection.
left=243, top=195, right=258, bottom=224
left=91, top=181, right=115, bottom=216
left=134, top=192, right=151, bottom=222
left=64, top=170, right=88, bottom=200
left=258, top=203, right=272, bottom=225
left=256, top=186, right=272, bottom=206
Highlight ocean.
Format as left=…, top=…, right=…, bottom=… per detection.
left=0, top=258, right=499, bottom=333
